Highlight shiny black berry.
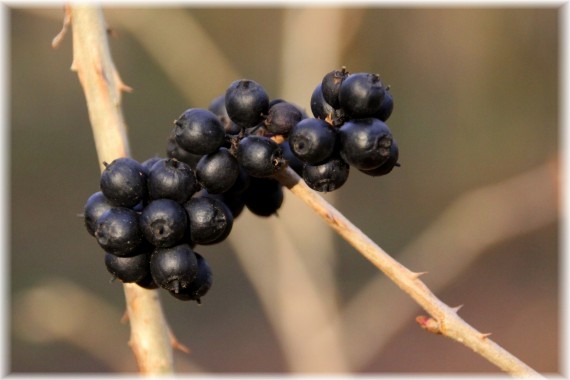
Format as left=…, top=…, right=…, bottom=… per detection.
left=289, top=118, right=337, bottom=165
left=184, top=196, right=233, bottom=245
left=237, top=135, right=284, bottom=177
left=104, top=251, right=150, bottom=283
left=374, top=87, right=393, bottom=122
left=360, top=139, right=399, bottom=177
left=195, top=147, right=239, bottom=194
left=95, top=207, right=143, bottom=256
left=321, top=67, right=349, bottom=109
left=209, top=94, right=242, bottom=135
left=303, top=157, right=350, bottom=192
left=174, top=108, right=226, bottom=155
left=141, top=157, right=162, bottom=175
left=310, top=83, right=335, bottom=120
left=84, top=191, right=114, bottom=237
left=140, top=199, right=188, bottom=248
left=147, top=158, right=198, bottom=204
left=225, top=79, right=269, bottom=128
left=169, top=252, right=212, bottom=303
left=150, top=243, right=198, bottom=293
left=100, top=157, right=147, bottom=208
left=339, top=72, right=385, bottom=118
left=338, top=118, right=393, bottom=170
left=264, top=101, right=303, bottom=135
left=166, top=129, right=203, bottom=169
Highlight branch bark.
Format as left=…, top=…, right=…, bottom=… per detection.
left=273, top=166, right=543, bottom=378
left=68, top=5, right=173, bottom=374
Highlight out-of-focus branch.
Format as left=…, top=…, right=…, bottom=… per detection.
left=273, top=165, right=544, bottom=378
left=66, top=5, right=173, bottom=374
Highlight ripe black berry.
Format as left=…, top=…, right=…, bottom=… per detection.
left=195, top=147, right=239, bottom=194
left=100, top=157, right=146, bottom=208
left=310, top=83, right=335, bottom=120
left=150, top=243, right=198, bottom=293
left=205, top=192, right=246, bottom=220
left=280, top=140, right=304, bottom=176
left=166, top=129, right=203, bottom=169
left=264, top=101, right=303, bottom=135
left=84, top=191, right=114, bottom=237
left=303, top=157, right=350, bottom=192
left=141, top=156, right=162, bottom=175
left=243, top=177, right=283, bottom=217
left=360, top=139, right=399, bottom=177
left=225, top=79, right=269, bottom=128
left=339, top=72, right=385, bottom=118
left=104, top=251, right=150, bottom=283
left=321, top=67, right=349, bottom=109
left=147, top=158, right=197, bottom=203
left=289, top=118, right=337, bottom=165
left=95, top=207, right=143, bottom=256
left=374, top=87, right=393, bottom=122
left=169, top=252, right=212, bottom=303
left=174, top=108, right=226, bottom=155
left=140, top=199, right=188, bottom=248
left=338, top=118, right=393, bottom=170
left=184, top=196, right=233, bottom=245
left=237, top=135, right=284, bottom=177
left=209, top=94, right=242, bottom=135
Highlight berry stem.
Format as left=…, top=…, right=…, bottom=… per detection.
left=66, top=5, right=174, bottom=374
left=273, top=165, right=541, bottom=378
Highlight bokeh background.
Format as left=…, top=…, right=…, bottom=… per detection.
left=8, top=5, right=560, bottom=375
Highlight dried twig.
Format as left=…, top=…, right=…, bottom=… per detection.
left=273, top=166, right=543, bottom=378
left=65, top=5, right=173, bottom=374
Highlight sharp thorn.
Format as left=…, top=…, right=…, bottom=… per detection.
left=411, top=271, right=428, bottom=279
left=480, top=332, right=492, bottom=339
left=451, top=304, right=464, bottom=313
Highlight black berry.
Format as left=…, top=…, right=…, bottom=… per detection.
left=195, top=147, right=240, bottom=194
left=84, top=191, right=114, bottom=237
left=289, top=118, right=337, bottom=165
left=150, top=243, right=198, bottom=293
left=303, top=157, right=350, bottom=192
left=360, top=139, right=399, bottom=177
left=225, top=79, right=269, bottom=128
left=95, top=207, right=143, bottom=256
left=243, top=177, right=283, bottom=217
left=100, top=157, right=147, bottom=208
left=147, top=158, right=197, bottom=203
left=338, top=118, right=393, bottom=170
left=174, top=108, right=226, bottom=155
left=166, top=129, right=203, bottom=169
left=184, top=196, right=233, bottom=245
left=264, top=101, right=303, bottom=135
left=310, top=82, right=335, bottom=120
left=169, top=252, right=212, bottom=303
left=104, top=251, right=151, bottom=283
left=237, top=135, right=284, bottom=177
left=374, top=87, right=393, bottom=122
left=339, top=72, right=385, bottom=118
left=321, top=67, right=349, bottom=109
left=209, top=94, right=242, bottom=135
left=140, top=199, right=188, bottom=248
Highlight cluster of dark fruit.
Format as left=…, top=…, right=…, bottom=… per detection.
left=83, top=67, right=399, bottom=304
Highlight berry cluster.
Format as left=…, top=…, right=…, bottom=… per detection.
left=83, top=67, right=399, bottom=304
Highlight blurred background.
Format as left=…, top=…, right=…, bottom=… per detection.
left=9, top=5, right=560, bottom=375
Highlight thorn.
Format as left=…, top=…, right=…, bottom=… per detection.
left=120, top=309, right=129, bottom=324
left=410, top=271, right=428, bottom=279
left=480, top=332, right=492, bottom=340
left=451, top=304, right=464, bottom=313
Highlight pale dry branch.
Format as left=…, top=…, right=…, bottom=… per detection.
left=273, top=165, right=543, bottom=378
left=66, top=5, right=173, bottom=374
left=333, top=159, right=559, bottom=370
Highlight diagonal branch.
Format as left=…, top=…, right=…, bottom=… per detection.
left=273, top=166, right=543, bottom=378
left=66, top=5, right=173, bottom=374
